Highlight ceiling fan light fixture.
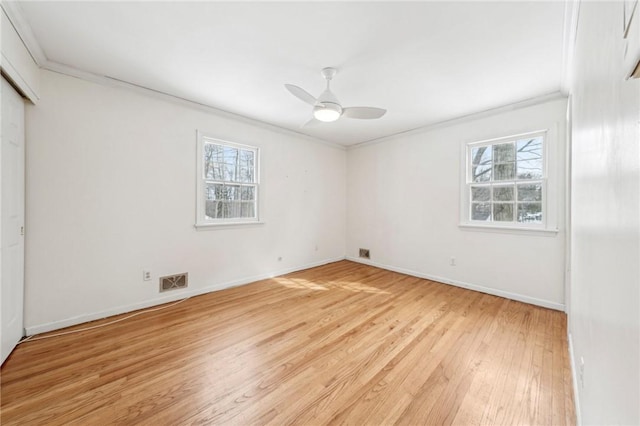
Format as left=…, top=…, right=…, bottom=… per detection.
left=285, top=68, right=385, bottom=126
left=313, top=103, right=342, bottom=122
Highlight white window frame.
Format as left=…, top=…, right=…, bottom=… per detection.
left=195, top=131, right=261, bottom=228
left=459, top=129, right=559, bottom=234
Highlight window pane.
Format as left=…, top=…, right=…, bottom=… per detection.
left=517, top=158, right=543, bottom=180
left=471, top=146, right=492, bottom=165
left=223, top=146, right=238, bottom=162
left=223, top=162, right=237, bottom=181
left=204, top=144, right=224, bottom=180
left=222, top=147, right=238, bottom=181
left=241, top=186, right=255, bottom=201
left=494, top=163, right=515, bottom=181
left=518, top=183, right=542, bottom=201
left=238, top=167, right=253, bottom=182
left=516, top=137, right=543, bottom=179
left=471, top=186, right=490, bottom=202
left=205, top=201, right=221, bottom=219
left=471, top=203, right=491, bottom=221
left=518, top=202, right=542, bottom=223
left=205, top=183, right=223, bottom=200
left=241, top=202, right=255, bottom=218
left=238, top=150, right=255, bottom=183
left=205, top=183, right=242, bottom=201
left=205, top=184, right=224, bottom=219
left=228, top=185, right=242, bottom=201
left=493, top=185, right=514, bottom=201
left=240, top=149, right=254, bottom=163
left=227, top=201, right=242, bottom=218
left=493, top=142, right=515, bottom=162
left=516, top=137, right=543, bottom=161
left=472, top=164, right=492, bottom=182
left=493, top=203, right=514, bottom=222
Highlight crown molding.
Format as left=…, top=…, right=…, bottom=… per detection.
left=348, top=91, right=567, bottom=150
left=2, top=0, right=571, bottom=151
left=0, top=1, right=343, bottom=149
left=0, top=1, right=47, bottom=66
left=42, top=61, right=344, bottom=150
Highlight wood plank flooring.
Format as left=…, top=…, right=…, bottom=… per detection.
left=0, top=260, right=575, bottom=425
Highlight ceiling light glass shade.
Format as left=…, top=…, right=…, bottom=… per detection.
left=313, top=103, right=342, bottom=122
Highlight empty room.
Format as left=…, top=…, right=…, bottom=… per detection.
left=1, top=1, right=638, bottom=425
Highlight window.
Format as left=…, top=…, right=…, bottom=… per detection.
left=196, top=132, right=259, bottom=227
left=464, top=131, right=546, bottom=228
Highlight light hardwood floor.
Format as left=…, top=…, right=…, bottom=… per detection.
left=1, top=260, right=575, bottom=425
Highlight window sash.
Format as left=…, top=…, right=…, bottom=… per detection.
left=196, top=132, right=260, bottom=226
left=465, top=131, right=546, bottom=227
left=469, top=180, right=545, bottom=224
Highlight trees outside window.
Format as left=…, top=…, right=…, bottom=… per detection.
left=467, top=132, right=545, bottom=226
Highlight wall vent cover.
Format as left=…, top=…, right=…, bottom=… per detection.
left=159, top=273, right=188, bottom=292
left=359, top=248, right=370, bottom=259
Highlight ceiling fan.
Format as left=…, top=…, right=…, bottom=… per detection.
left=285, top=67, right=386, bottom=127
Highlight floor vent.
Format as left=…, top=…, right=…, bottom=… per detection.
left=159, top=273, right=188, bottom=292
left=359, top=248, right=370, bottom=259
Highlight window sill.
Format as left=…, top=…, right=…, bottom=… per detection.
left=195, top=221, right=265, bottom=230
left=458, top=223, right=559, bottom=236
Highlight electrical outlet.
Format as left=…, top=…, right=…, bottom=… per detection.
left=450, top=257, right=456, bottom=266
left=143, top=270, right=151, bottom=281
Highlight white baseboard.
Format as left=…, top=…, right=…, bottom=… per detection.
left=345, top=256, right=565, bottom=311
left=25, top=256, right=345, bottom=336
left=26, top=255, right=565, bottom=335
left=568, top=332, right=582, bottom=425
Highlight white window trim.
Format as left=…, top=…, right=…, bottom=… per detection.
left=195, top=131, right=263, bottom=229
left=459, top=128, right=559, bottom=234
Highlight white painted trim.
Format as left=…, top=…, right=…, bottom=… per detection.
left=41, top=62, right=345, bottom=151
left=0, top=1, right=47, bottom=66
left=1, top=51, right=39, bottom=103
left=195, top=131, right=261, bottom=227
left=25, top=256, right=345, bottom=336
left=458, top=223, right=559, bottom=236
left=348, top=92, right=568, bottom=150
left=26, top=254, right=566, bottom=334
left=560, top=0, right=580, bottom=95
left=2, top=0, right=570, bottom=150
left=194, top=221, right=266, bottom=230
left=1, top=8, right=40, bottom=103
left=0, top=1, right=344, bottom=149
left=345, top=256, right=565, bottom=311
left=568, top=332, right=582, bottom=425
left=564, top=97, right=573, bottom=316
left=459, top=124, right=563, bottom=235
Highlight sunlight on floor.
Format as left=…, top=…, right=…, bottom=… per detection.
left=273, top=277, right=389, bottom=294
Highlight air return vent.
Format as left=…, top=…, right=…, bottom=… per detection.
left=159, top=273, right=188, bottom=292
left=359, top=248, right=370, bottom=259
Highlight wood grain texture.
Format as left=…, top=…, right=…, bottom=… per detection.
left=0, top=260, right=575, bottom=425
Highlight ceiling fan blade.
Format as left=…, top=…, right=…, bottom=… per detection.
left=301, top=117, right=321, bottom=128
left=342, top=107, right=386, bottom=119
left=285, top=84, right=317, bottom=106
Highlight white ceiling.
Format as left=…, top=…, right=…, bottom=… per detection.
left=17, top=1, right=566, bottom=146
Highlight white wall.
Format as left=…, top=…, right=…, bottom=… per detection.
left=569, top=2, right=640, bottom=424
left=24, top=70, right=346, bottom=333
left=347, top=97, right=567, bottom=309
